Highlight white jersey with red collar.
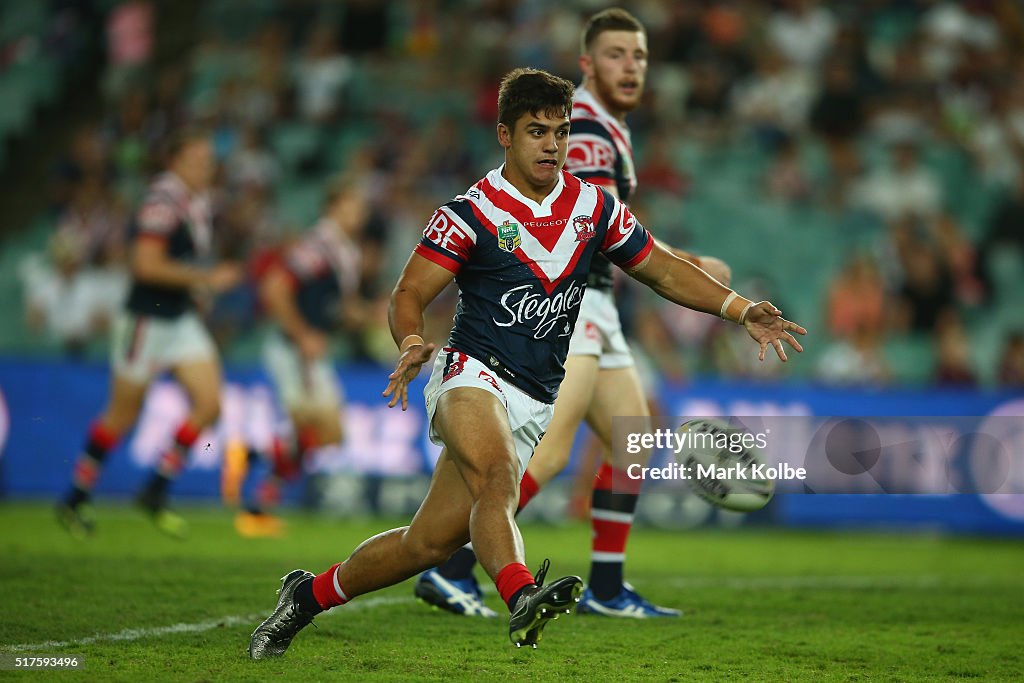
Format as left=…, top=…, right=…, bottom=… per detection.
left=566, top=86, right=637, bottom=202
left=278, top=218, right=361, bottom=333
left=414, top=166, right=652, bottom=403
left=565, top=86, right=638, bottom=291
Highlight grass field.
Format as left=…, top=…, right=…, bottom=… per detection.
left=1, top=501, right=1022, bottom=682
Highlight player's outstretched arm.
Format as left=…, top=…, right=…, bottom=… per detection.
left=624, top=241, right=806, bottom=361
left=657, top=240, right=732, bottom=287
left=133, top=238, right=242, bottom=293
left=383, top=252, right=454, bottom=410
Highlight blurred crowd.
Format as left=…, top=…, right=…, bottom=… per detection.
left=11, top=0, right=1024, bottom=389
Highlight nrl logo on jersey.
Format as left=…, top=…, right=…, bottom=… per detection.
left=572, top=215, right=596, bottom=242
left=497, top=220, right=522, bottom=252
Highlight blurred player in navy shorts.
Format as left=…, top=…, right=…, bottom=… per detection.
left=419, top=7, right=733, bottom=619
left=56, top=129, right=243, bottom=539
left=248, top=67, right=804, bottom=657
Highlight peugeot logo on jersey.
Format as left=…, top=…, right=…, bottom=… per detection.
left=496, top=220, right=522, bottom=253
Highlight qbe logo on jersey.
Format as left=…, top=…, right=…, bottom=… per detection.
left=497, top=220, right=521, bottom=253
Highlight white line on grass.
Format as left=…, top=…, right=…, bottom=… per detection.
left=663, top=575, right=948, bottom=589
left=1, top=595, right=413, bottom=653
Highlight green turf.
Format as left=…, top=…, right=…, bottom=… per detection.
left=0, top=501, right=1021, bottom=682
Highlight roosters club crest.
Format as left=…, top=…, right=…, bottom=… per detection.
left=573, top=215, right=596, bottom=242
left=497, top=220, right=522, bottom=253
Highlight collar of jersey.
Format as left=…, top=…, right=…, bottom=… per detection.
left=314, top=217, right=355, bottom=250
left=489, top=165, right=565, bottom=217
left=574, top=85, right=631, bottom=141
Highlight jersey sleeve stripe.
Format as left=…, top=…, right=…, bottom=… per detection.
left=616, top=235, right=654, bottom=269
left=415, top=242, right=463, bottom=274
left=440, top=205, right=479, bottom=243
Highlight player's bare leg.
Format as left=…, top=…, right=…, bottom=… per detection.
left=248, top=446, right=473, bottom=659
left=417, top=355, right=598, bottom=609
left=233, top=404, right=342, bottom=538
left=250, top=388, right=580, bottom=657
left=136, top=356, right=222, bottom=537
left=576, top=365, right=679, bottom=616
left=522, top=355, right=601, bottom=487
left=57, top=373, right=148, bottom=537
left=100, top=374, right=151, bottom=434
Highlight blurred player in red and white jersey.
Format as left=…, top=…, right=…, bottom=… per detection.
left=224, top=178, right=369, bottom=538
left=419, top=8, right=733, bottom=619
left=56, top=129, right=243, bottom=539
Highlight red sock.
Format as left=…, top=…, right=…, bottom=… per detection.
left=496, top=562, right=535, bottom=611
left=591, top=463, right=637, bottom=562
left=72, top=421, right=121, bottom=491
left=298, top=426, right=319, bottom=456
left=269, top=436, right=301, bottom=481
left=156, top=420, right=201, bottom=478
left=517, top=470, right=540, bottom=512
left=256, top=479, right=282, bottom=510
left=89, top=421, right=120, bottom=452
left=589, top=463, right=639, bottom=599
left=311, top=563, right=349, bottom=609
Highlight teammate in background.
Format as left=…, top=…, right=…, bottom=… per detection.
left=224, top=178, right=368, bottom=538
left=418, top=7, right=731, bottom=618
left=56, top=129, right=243, bottom=539
left=248, top=68, right=803, bottom=657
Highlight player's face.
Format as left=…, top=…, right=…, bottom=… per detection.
left=499, top=110, right=570, bottom=195
left=333, top=192, right=370, bottom=234
left=175, top=138, right=216, bottom=191
left=582, top=30, right=648, bottom=116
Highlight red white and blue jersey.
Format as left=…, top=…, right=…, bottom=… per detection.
left=415, top=166, right=653, bottom=403
left=125, top=172, right=213, bottom=318
left=278, top=218, right=361, bottom=333
left=565, top=86, right=637, bottom=291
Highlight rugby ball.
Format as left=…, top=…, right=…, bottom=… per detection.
left=676, top=418, right=774, bottom=512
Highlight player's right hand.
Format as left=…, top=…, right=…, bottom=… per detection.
left=205, top=262, right=245, bottom=293
left=742, top=301, right=806, bottom=362
left=382, top=343, right=436, bottom=411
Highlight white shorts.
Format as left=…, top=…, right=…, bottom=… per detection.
left=263, top=332, right=343, bottom=413
left=424, top=348, right=554, bottom=477
left=111, top=311, right=218, bottom=383
left=567, top=288, right=634, bottom=369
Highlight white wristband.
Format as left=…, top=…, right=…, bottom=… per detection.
left=738, top=302, right=754, bottom=325
left=719, top=291, right=738, bottom=320
left=400, top=334, right=424, bottom=352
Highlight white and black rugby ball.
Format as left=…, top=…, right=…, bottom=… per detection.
left=676, top=418, right=774, bottom=512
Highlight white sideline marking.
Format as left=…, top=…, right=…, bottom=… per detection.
left=663, top=575, right=948, bottom=590
left=1, top=595, right=413, bottom=653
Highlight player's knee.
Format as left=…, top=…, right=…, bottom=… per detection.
left=102, top=410, right=134, bottom=435
left=191, top=397, right=221, bottom=428
left=317, top=413, right=343, bottom=446
left=402, top=530, right=463, bottom=568
left=474, top=460, right=520, bottom=507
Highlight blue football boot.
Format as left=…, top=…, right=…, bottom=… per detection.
left=414, top=567, right=498, bottom=617
left=576, top=582, right=682, bottom=618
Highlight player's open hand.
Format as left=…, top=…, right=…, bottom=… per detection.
left=382, top=342, right=436, bottom=410
left=742, top=301, right=807, bottom=362
left=206, top=262, right=245, bottom=293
